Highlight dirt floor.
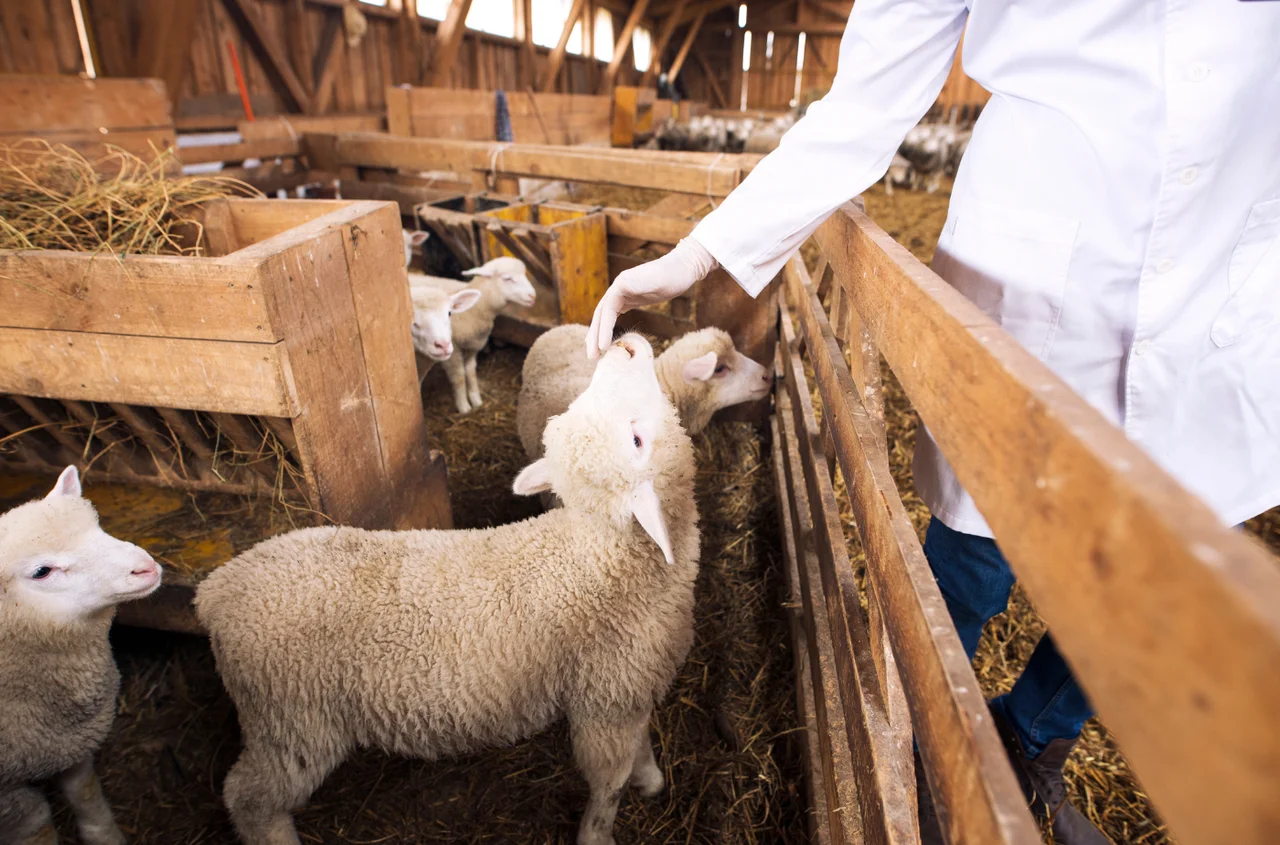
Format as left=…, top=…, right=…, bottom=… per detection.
left=14, top=179, right=1278, bottom=845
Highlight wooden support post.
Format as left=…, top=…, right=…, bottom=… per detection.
left=599, top=0, right=651, bottom=93
left=399, top=0, right=424, bottom=86
left=515, top=0, right=535, bottom=89
left=540, top=0, right=588, bottom=93
left=640, top=0, right=690, bottom=87
left=222, top=0, right=312, bottom=112
left=135, top=0, right=206, bottom=105
left=430, top=0, right=475, bottom=87
left=667, top=8, right=705, bottom=81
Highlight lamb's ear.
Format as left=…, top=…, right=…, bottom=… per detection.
left=47, top=465, right=82, bottom=499
left=461, top=265, right=493, bottom=278
left=681, top=351, right=718, bottom=383
left=449, top=289, right=482, bottom=313
left=512, top=459, right=553, bottom=495
left=409, top=231, right=430, bottom=246
left=630, top=479, right=674, bottom=565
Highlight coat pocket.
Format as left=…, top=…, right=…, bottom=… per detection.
left=932, top=200, right=1080, bottom=360
left=1211, top=198, right=1280, bottom=348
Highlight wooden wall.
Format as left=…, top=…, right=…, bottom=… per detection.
left=0, top=0, right=89, bottom=75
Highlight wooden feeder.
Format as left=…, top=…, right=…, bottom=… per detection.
left=0, top=199, right=451, bottom=536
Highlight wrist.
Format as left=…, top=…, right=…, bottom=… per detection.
left=671, top=237, right=719, bottom=281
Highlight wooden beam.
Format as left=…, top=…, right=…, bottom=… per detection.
left=802, top=0, right=850, bottom=22
left=287, top=0, right=317, bottom=95
left=135, top=0, right=206, bottom=105
left=640, top=0, right=690, bottom=87
left=222, top=0, right=312, bottom=112
left=599, top=0, right=651, bottom=93
left=312, top=11, right=344, bottom=114
left=429, top=0, right=475, bottom=87
left=694, top=50, right=728, bottom=108
left=398, top=0, right=424, bottom=86
left=540, top=0, right=588, bottom=92
left=667, top=8, right=705, bottom=81
left=515, top=0, right=535, bottom=89
left=728, top=24, right=743, bottom=108
left=677, top=0, right=737, bottom=25
left=814, top=205, right=1280, bottom=845
left=755, top=22, right=845, bottom=36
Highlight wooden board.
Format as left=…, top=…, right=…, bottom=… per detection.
left=813, top=204, right=1280, bottom=845
left=386, top=85, right=613, bottom=145
left=546, top=211, right=608, bottom=325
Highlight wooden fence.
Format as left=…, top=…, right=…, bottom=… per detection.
left=774, top=203, right=1280, bottom=845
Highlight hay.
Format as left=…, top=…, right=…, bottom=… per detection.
left=58, top=344, right=805, bottom=844
left=0, top=139, right=259, bottom=256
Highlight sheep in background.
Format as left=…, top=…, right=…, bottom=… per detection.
left=197, top=333, right=700, bottom=845
left=402, top=228, right=429, bottom=269
left=884, top=153, right=913, bottom=196
left=518, top=324, right=771, bottom=463
left=410, top=256, right=536, bottom=414
left=0, top=467, right=162, bottom=845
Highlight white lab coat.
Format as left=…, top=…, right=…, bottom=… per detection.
left=692, top=0, right=1280, bottom=538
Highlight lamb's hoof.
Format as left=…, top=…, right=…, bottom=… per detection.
left=82, top=825, right=126, bottom=845
left=454, top=400, right=472, bottom=414
left=630, top=767, right=665, bottom=799
left=468, top=392, right=482, bottom=408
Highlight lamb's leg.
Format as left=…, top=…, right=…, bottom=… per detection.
left=464, top=352, right=482, bottom=409
left=441, top=352, right=471, bottom=414
left=0, top=785, right=57, bottom=845
left=57, top=757, right=124, bottom=845
left=628, top=718, right=664, bottom=798
left=571, top=711, right=649, bottom=845
left=223, top=741, right=340, bottom=845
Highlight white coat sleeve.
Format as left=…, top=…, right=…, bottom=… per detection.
left=691, top=0, right=970, bottom=296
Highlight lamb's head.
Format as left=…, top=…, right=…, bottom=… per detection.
left=410, top=283, right=481, bottom=361
left=403, top=229, right=430, bottom=269
left=658, top=328, right=772, bottom=433
left=462, top=256, right=537, bottom=308
left=513, top=333, right=694, bottom=565
left=0, top=467, right=160, bottom=625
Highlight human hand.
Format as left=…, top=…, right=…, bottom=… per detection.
left=585, top=238, right=718, bottom=359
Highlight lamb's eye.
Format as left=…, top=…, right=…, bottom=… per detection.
left=714, top=363, right=729, bottom=375
left=633, top=434, right=642, bottom=449
left=31, top=566, right=52, bottom=580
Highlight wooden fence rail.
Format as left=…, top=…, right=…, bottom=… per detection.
left=775, top=203, right=1280, bottom=845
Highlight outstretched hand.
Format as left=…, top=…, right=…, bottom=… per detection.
left=585, top=238, right=719, bottom=359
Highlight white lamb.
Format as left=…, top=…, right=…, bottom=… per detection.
left=409, top=255, right=537, bottom=413
left=0, top=467, right=162, bottom=845
left=408, top=282, right=481, bottom=364
left=402, top=228, right=430, bottom=268
left=196, top=333, right=699, bottom=845
left=517, top=324, right=772, bottom=463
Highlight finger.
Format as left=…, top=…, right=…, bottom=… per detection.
left=594, top=297, right=619, bottom=359
left=585, top=301, right=603, bottom=360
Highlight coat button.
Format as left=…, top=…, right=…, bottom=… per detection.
left=1134, top=340, right=1153, bottom=356
left=1180, top=166, right=1199, bottom=184
left=1187, top=62, right=1210, bottom=82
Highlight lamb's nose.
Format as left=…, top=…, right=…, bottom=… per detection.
left=433, top=340, right=452, bottom=356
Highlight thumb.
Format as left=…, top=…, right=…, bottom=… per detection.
left=586, top=288, right=620, bottom=360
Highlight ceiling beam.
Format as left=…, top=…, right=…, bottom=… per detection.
left=640, top=0, right=690, bottom=87
left=802, top=0, right=850, bottom=23
left=754, top=22, right=845, bottom=36
left=667, top=8, right=706, bottom=82
left=430, top=0, right=476, bottom=87
left=599, top=0, right=651, bottom=93
left=540, top=0, right=588, bottom=91
left=677, top=0, right=738, bottom=25
left=222, top=0, right=312, bottom=112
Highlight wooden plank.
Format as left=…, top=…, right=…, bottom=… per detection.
left=540, top=0, right=588, bottom=92
left=772, top=407, right=864, bottom=845
left=777, top=295, right=918, bottom=845
left=287, top=0, right=317, bottom=95
left=600, top=0, right=650, bottom=93
left=640, top=0, right=690, bottom=87
left=222, top=0, right=312, bottom=112
left=134, top=0, right=206, bottom=105
left=0, top=74, right=171, bottom=134
left=667, top=8, right=705, bottom=82
left=815, top=205, right=1280, bottom=845
left=803, top=0, right=850, bottom=23
left=782, top=255, right=1036, bottom=845
left=604, top=209, right=696, bottom=245
left=0, top=250, right=272, bottom=342
left=0, top=329, right=294, bottom=417
left=547, top=213, right=608, bottom=324
left=178, top=138, right=302, bottom=165
left=238, top=112, right=384, bottom=140
left=430, top=0, right=475, bottom=87
left=312, top=5, right=343, bottom=113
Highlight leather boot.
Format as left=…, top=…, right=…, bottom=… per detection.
left=992, top=709, right=1113, bottom=845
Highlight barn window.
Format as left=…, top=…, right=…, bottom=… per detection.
left=593, top=7, right=614, bottom=61
left=738, top=4, right=747, bottom=27
left=765, top=30, right=774, bottom=62
left=533, top=0, right=583, bottom=52
left=632, top=26, right=652, bottom=71
left=466, top=0, right=516, bottom=37
left=741, top=29, right=752, bottom=110
left=418, top=0, right=450, bottom=19
left=70, top=0, right=96, bottom=78
left=792, top=32, right=806, bottom=107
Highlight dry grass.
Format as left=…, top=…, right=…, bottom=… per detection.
left=0, top=139, right=258, bottom=256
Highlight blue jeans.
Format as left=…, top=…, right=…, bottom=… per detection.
left=923, top=517, right=1093, bottom=758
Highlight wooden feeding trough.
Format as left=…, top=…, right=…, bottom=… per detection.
left=416, top=197, right=609, bottom=342
left=0, top=199, right=452, bottom=630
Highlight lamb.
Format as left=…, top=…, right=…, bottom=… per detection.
left=410, top=255, right=537, bottom=413
left=0, top=467, right=162, bottom=845
left=402, top=228, right=430, bottom=268
left=196, top=332, right=699, bottom=845
left=408, top=282, right=481, bottom=365
left=517, top=324, right=772, bottom=463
